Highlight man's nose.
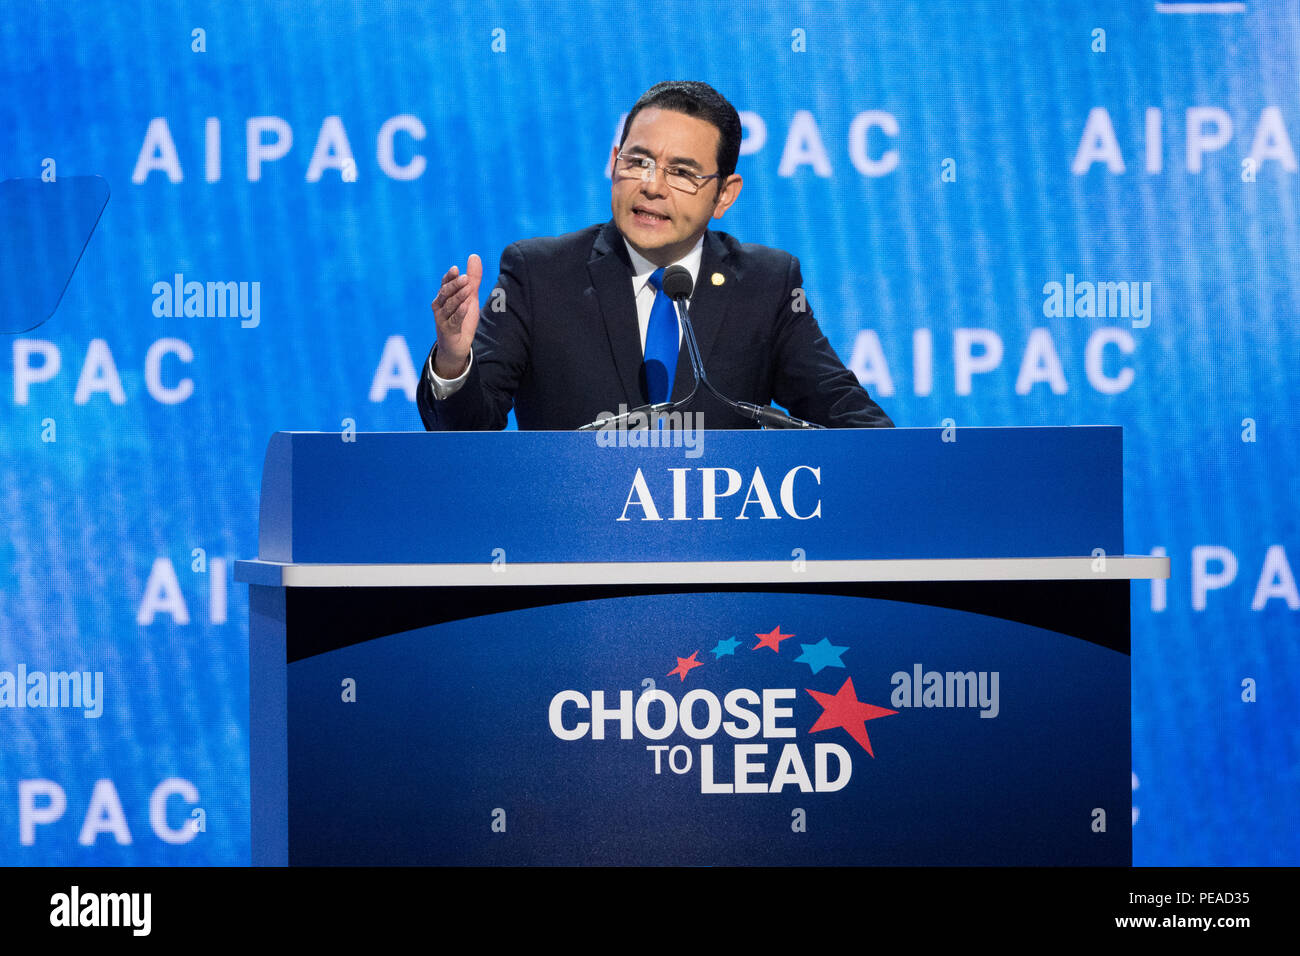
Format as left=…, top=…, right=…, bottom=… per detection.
left=639, top=165, right=669, bottom=196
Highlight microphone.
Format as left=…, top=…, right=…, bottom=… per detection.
left=577, top=401, right=674, bottom=431
left=661, top=264, right=694, bottom=301
left=660, top=265, right=822, bottom=430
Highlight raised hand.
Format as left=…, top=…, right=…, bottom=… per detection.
left=431, top=254, right=483, bottom=378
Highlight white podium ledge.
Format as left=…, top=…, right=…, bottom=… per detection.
left=235, top=556, right=1169, bottom=588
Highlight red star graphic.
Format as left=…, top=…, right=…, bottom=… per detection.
left=806, top=677, right=898, bottom=757
left=753, top=626, right=794, bottom=653
left=668, top=651, right=704, bottom=682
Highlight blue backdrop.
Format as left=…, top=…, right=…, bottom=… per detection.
left=0, top=0, right=1296, bottom=864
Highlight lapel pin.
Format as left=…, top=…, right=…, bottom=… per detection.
left=711, top=272, right=725, bottom=286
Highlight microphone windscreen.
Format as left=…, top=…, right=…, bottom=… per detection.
left=662, top=264, right=694, bottom=300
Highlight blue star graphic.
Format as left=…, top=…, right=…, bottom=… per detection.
left=795, top=638, right=849, bottom=675
left=711, top=636, right=742, bottom=659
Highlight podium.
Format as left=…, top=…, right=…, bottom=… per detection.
left=235, top=427, right=1165, bottom=865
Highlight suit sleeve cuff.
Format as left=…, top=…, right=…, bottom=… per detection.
left=428, top=346, right=473, bottom=399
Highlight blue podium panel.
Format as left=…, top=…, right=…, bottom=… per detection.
left=255, top=428, right=1123, bottom=564
left=278, top=586, right=1129, bottom=866
left=238, top=428, right=1147, bottom=865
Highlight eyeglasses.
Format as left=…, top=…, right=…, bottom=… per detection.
left=614, top=153, right=722, bottom=195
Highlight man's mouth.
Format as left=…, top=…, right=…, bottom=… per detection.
left=633, top=207, right=670, bottom=223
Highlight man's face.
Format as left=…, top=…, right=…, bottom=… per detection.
left=610, top=107, right=742, bottom=267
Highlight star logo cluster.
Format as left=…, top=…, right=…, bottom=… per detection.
left=664, top=625, right=898, bottom=756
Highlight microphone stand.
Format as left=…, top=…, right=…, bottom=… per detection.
left=669, top=274, right=823, bottom=430
left=577, top=265, right=823, bottom=431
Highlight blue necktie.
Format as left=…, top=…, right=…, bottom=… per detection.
left=644, top=267, right=678, bottom=404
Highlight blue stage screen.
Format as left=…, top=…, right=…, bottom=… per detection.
left=0, top=0, right=1296, bottom=865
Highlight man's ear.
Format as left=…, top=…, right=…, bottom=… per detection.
left=608, top=145, right=620, bottom=177
left=712, top=174, right=743, bottom=220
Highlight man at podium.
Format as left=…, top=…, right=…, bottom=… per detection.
left=418, top=80, right=893, bottom=431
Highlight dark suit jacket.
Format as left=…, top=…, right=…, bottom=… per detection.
left=418, top=220, right=893, bottom=430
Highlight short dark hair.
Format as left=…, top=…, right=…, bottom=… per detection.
left=619, top=81, right=742, bottom=183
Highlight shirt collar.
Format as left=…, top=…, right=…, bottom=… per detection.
left=622, top=233, right=705, bottom=298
